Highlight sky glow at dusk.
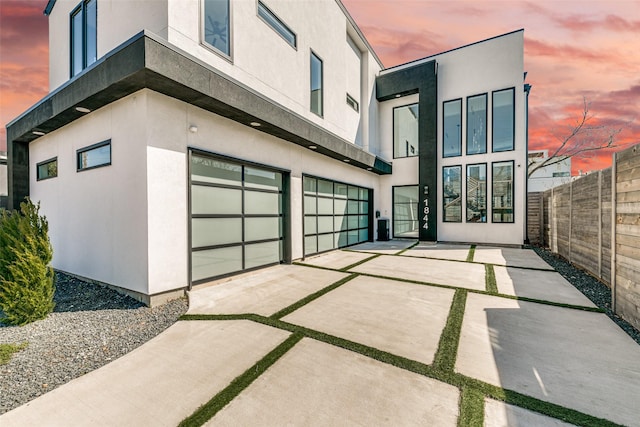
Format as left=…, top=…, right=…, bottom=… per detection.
left=1, top=0, right=638, bottom=173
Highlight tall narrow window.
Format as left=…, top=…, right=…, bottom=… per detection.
left=467, top=94, right=487, bottom=155
left=466, top=163, right=486, bottom=223
left=203, top=0, right=230, bottom=56
left=257, top=1, right=296, bottom=48
left=492, top=88, right=515, bottom=152
left=70, top=0, right=97, bottom=77
left=310, top=52, right=323, bottom=116
left=393, top=104, right=419, bottom=158
left=443, top=166, right=462, bottom=222
left=492, top=161, right=514, bottom=223
left=443, top=99, right=462, bottom=157
left=393, top=186, right=419, bottom=237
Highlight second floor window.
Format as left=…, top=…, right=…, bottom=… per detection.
left=71, top=0, right=97, bottom=77
left=310, top=52, right=323, bottom=116
left=393, top=103, right=419, bottom=158
left=204, top=0, right=230, bottom=56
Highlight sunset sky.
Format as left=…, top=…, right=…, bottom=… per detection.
left=1, top=0, right=638, bottom=173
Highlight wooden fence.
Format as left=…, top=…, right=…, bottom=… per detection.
left=528, top=143, right=639, bottom=330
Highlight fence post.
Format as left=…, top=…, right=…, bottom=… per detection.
left=611, top=153, right=617, bottom=311
left=598, top=170, right=602, bottom=279
left=539, top=192, right=544, bottom=246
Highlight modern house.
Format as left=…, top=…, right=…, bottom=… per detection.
left=6, top=0, right=529, bottom=304
left=528, top=150, right=572, bottom=192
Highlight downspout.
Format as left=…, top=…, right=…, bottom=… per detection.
left=524, top=81, right=532, bottom=246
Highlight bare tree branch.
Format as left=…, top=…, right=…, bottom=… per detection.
left=528, top=97, right=625, bottom=178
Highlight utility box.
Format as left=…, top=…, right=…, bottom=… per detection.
left=377, top=218, right=389, bottom=241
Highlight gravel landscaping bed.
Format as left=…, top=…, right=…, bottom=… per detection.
left=0, top=272, right=188, bottom=414
left=533, top=246, right=640, bottom=345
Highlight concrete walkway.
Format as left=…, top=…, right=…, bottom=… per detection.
left=2, top=242, right=639, bottom=426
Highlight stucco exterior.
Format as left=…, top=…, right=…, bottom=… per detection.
left=9, top=0, right=529, bottom=303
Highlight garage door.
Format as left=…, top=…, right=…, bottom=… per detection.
left=190, top=152, right=285, bottom=284
left=303, top=176, right=371, bottom=256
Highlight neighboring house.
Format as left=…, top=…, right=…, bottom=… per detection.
left=6, top=0, right=529, bottom=304
left=0, top=151, right=7, bottom=209
left=528, top=150, right=572, bottom=192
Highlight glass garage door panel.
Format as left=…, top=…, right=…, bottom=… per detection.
left=190, top=152, right=284, bottom=283
left=303, top=176, right=371, bottom=256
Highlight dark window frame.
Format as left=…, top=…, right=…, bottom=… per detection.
left=492, top=87, right=516, bottom=153
left=393, top=103, right=419, bottom=159
left=466, top=93, right=488, bottom=155
left=392, top=185, right=419, bottom=237
left=77, top=139, right=111, bottom=172
left=310, top=50, right=324, bottom=117
left=36, top=157, right=58, bottom=181
left=491, top=160, right=515, bottom=223
left=346, top=93, right=359, bottom=112
left=442, top=165, right=462, bottom=223
left=465, top=162, right=487, bottom=223
left=257, top=1, right=297, bottom=48
left=442, top=98, right=462, bottom=158
left=70, top=0, right=97, bottom=78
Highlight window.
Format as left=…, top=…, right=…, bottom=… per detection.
left=303, top=176, right=370, bottom=256
left=203, top=0, right=230, bottom=56
left=77, top=140, right=111, bottom=171
left=310, top=52, right=323, bottom=116
left=493, top=88, right=515, bottom=152
left=393, top=186, right=419, bottom=237
left=393, top=103, right=419, bottom=158
left=70, top=0, right=97, bottom=77
left=37, top=158, right=58, bottom=181
left=443, top=99, right=462, bottom=157
left=492, top=161, right=514, bottom=223
left=466, top=94, right=487, bottom=155
left=466, top=163, right=486, bottom=223
left=257, top=1, right=296, bottom=48
left=346, top=94, right=359, bottom=112
left=443, top=166, right=462, bottom=222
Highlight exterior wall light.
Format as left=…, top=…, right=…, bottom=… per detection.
left=32, top=131, right=46, bottom=136
left=343, top=159, right=350, bottom=162
left=309, top=145, right=317, bottom=150
left=75, top=106, right=91, bottom=113
left=250, top=122, right=261, bottom=127
left=189, top=125, right=198, bottom=133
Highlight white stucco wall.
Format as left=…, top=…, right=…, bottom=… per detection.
left=434, top=31, right=526, bottom=245
left=29, top=91, right=150, bottom=294
left=48, top=0, right=169, bottom=91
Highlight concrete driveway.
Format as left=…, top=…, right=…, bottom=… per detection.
left=2, top=242, right=639, bottom=426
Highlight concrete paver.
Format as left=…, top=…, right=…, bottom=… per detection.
left=0, top=321, right=290, bottom=427
left=187, top=264, right=348, bottom=316
left=401, top=242, right=471, bottom=262
left=484, top=399, right=576, bottom=427
left=473, top=247, right=554, bottom=270
left=282, top=275, right=455, bottom=364
left=207, top=338, right=460, bottom=426
left=298, top=250, right=374, bottom=270
left=493, top=266, right=596, bottom=307
left=347, top=239, right=416, bottom=255
left=456, top=293, right=640, bottom=427
left=350, top=254, right=486, bottom=291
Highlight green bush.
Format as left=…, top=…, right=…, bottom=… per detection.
left=0, top=199, right=55, bottom=325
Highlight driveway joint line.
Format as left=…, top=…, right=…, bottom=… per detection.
left=339, top=254, right=381, bottom=272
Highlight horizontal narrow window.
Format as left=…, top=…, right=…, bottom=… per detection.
left=77, top=140, right=111, bottom=171
left=257, top=1, right=296, bottom=47
left=346, top=93, right=359, bottom=112
left=37, top=158, right=58, bottom=181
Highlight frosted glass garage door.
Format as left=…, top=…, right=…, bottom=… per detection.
left=303, top=176, right=371, bottom=256
left=190, top=153, right=284, bottom=283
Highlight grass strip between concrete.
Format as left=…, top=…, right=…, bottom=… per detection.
left=466, top=245, right=476, bottom=263
left=179, top=314, right=621, bottom=427
left=395, top=240, right=419, bottom=255
left=339, top=254, right=381, bottom=272
left=457, top=387, right=484, bottom=427
left=269, top=273, right=358, bottom=319
left=432, top=289, right=467, bottom=373
left=178, top=333, right=303, bottom=427
left=485, top=264, right=498, bottom=294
